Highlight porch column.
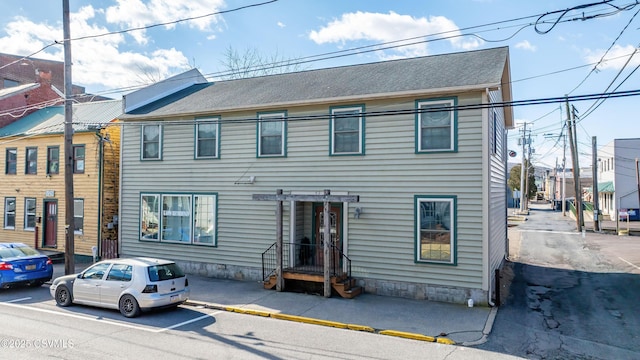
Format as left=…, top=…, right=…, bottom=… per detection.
left=276, top=189, right=284, bottom=291
left=323, top=189, right=331, bottom=297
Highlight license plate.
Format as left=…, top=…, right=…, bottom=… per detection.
left=170, top=295, right=178, bottom=302
left=25, top=264, right=36, bottom=270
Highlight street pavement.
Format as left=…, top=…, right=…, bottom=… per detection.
left=51, top=261, right=497, bottom=347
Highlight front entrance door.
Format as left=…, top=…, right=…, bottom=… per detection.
left=43, top=200, right=58, bottom=247
left=314, top=204, right=342, bottom=268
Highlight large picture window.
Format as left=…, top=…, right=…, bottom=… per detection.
left=162, top=195, right=192, bottom=243
left=415, top=195, right=456, bottom=264
left=416, top=98, right=457, bottom=152
left=24, top=198, right=36, bottom=231
left=25, top=147, right=37, bottom=174
left=140, top=193, right=217, bottom=246
left=5, top=148, right=17, bottom=175
left=195, top=117, right=219, bottom=159
left=142, top=124, right=162, bottom=160
left=257, top=112, right=286, bottom=157
left=47, top=146, right=59, bottom=174
left=330, top=106, right=364, bottom=155
left=4, top=197, right=16, bottom=229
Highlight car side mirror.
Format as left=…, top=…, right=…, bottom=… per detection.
left=77, top=274, right=83, bottom=279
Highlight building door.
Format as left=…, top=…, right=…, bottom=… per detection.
left=43, top=200, right=58, bottom=247
left=314, top=204, right=342, bottom=269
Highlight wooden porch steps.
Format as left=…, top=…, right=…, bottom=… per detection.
left=263, top=272, right=362, bottom=299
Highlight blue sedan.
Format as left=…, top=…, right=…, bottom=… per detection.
left=0, top=243, right=53, bottom=289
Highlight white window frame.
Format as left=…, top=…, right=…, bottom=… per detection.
left=257, top=112, right=286, bottom=157
left=195, top=117, right=220, bottom=159
left=330, top=106, right=364, bottom=155
left=416, top=98, right=456, bottom=153
left=415, top=195, right=456, bottom=264
left=141, top=124, right=162, bottom=160
left=4, top=197, right=16, bottom=229
left=24, top=198, right=36, bottom=231
left=193, top=194, right=217, bottom=246
left=161, top=194, right=192, bottom=243
left=74, top=199, right=84, bottom=235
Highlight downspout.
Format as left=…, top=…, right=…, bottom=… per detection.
left=95, top=130, right=104, bottom=260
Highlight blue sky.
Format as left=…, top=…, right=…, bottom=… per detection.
left=1, top=0, right=638, bottom=169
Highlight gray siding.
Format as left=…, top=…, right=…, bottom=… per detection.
left=488, top=89, right=508, bottom=282
left=120, top=93, right=487, bottom=290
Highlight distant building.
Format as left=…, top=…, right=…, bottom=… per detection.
left=597, top=138, right=640, bottom=220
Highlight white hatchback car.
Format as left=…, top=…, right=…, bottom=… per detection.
left=50, top=257, right=190, bottom=318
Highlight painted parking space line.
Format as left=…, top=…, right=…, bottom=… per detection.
left=6, top=297, right=32, bottom=303
left=0, top=301, right=220, bottom=333
left=618, top=257, right=640, bottom=271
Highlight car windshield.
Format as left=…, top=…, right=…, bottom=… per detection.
left=147, top=263, right=184, bottom=281
left=0, top=246, right=39, bottom=259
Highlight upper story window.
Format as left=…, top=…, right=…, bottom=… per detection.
left=142, top=124, right=162, bottom=160
left=3, top=78, right=19, bottom=88
left=195, top=117, right=220, bottom=159
left=47, top=146, right=59, bottom=174
left=73, top=145, right=85, bottom=174
left=5, top=148, right=17, bottom=175
left=25, top=147, right=37, bottom=174
left=257, top=112, right=286, bottom=157
left=416, top=98, right=457, bottom=153
left=330, top=105, right=365, bottom=156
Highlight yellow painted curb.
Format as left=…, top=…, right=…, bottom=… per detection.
left=270, top=313, right=348, bottom=329
left=347, top=324, right=375, bottom=332
left=379, top=330, right=436, bottom=342
left=227, top=307, right=273, bottom=317
left=436, top=337, right=456, bottom=345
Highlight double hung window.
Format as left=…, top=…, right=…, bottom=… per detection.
left=330, top=106, right=364, bottom=155
left=416, top=98, right=456, bottom=152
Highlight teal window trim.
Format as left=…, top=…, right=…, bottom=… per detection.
left=72, top=144, right=85, bottom=174
left=329, top=104, right=365, bottom=156
left=415, top=97, right=458, bottom=153
left=139, top=192, right=218, bottom=247
left=194, top=116, right=221, bottom=160
left=141, top=124, right=163, bottom=161
left=25, top=147, right=37, bottom=175
left=414, top=195, right=457, bottom=265
left=4, top=197, right=16, bottom=230
left=24, top=197, right=36, bottom=231
left=256, top=111, right=287, bottom=158
left=47, top=146, right=60, bottom=175
left=5, top=148, right=17, bottom=175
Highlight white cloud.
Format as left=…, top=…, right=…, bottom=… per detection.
left=0, top=5, right=191, bottom=94
left=515, top=40, right=536, bottom=52
left=105, top=0, right=225, bottom=44
left=309, top=11, right=482, bottom=58
left=585, top=44, right=640, bottom=71
left=277, top=21, right=285, bottom=28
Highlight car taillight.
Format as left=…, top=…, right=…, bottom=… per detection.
left=142, top=284, right=158, bottom=293
left=185, top=278, right=189, bottom=287
left=0, top=262, right=13, bottom=270
left=46, top=258, right=53, bottom=265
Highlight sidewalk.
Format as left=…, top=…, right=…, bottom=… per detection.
left=51, top=262, right=496, bottom=346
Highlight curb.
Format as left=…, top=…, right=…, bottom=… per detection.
left=461, top=306, right=498, bottom=346
left=185, top=300, right=455, bottom=344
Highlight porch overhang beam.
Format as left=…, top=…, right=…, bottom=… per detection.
left=252, top=194, right=359, bottom=203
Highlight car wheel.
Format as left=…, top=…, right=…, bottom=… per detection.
left=119, top=294, right=141, bottom=318
left=55, top=285, right=73, bottom=307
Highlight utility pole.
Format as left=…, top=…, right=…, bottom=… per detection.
left=592, top=137, right=600, bottom=231
left=519, top=122, right=527, bottom=213
left=63, top=0, right=75, bottom=275
left=524, top=131, right=532, bottom=210
left=572, top=105, right=584, bottom=229
left=565, top=96, right=582, bottom=232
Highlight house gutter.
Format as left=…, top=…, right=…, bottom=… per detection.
left=484, top=88, right=496, bottom=308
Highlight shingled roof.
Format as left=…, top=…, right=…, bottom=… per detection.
left=122, top=47, right=511, bottom=121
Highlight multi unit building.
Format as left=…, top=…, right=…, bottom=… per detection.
left=116, top=47, right=514, bottom=305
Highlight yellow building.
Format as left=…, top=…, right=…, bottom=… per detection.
left=0, top=100, right=121, bottom=261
